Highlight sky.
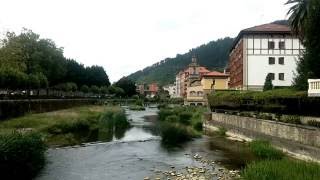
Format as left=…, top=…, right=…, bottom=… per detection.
left=0, top=0, right=290, bottom=82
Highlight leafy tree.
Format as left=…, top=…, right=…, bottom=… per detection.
left=100, top=86, right=109, bottom=94
left=114, top=77, right=137, bottom=97
left=263, top=74, right=273, bottom=91
left=90, top=85, right=100, bottom=94
left=80, top=85, right=89, bottom=93
left=287, top=0, right=320, bottom=89
left=108, top=85, right=125, bottom=97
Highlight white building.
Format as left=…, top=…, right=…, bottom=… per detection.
left=228, top=23, right=304, bottom=91
left=163, top=84, right=177, bottom=98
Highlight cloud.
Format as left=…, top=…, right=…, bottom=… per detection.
left=0, top=0, right=289, bottom=82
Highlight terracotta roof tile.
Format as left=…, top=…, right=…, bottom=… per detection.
left=203, top=71, right=229, bottom=77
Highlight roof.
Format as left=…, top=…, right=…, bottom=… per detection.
left=230, top=23, right=292, bottom=52
left=202, top=71, right=229, bottom=77
left=183, top=66, right=210, bottom=73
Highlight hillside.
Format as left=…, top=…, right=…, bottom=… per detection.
left=127, top=37, right=234, bottom=86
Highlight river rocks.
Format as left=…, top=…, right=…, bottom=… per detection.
left=146, top=153, right=241, bottom=180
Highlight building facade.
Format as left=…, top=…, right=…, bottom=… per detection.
left=228, top=23, right=304, bottom=91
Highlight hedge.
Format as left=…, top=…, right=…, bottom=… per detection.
left=208, top=89, right=320, bottom=116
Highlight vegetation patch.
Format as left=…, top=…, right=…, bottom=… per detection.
left=249, top=140, right=284, bottom=160
left=242, top=159, right=320, bottom=180
left=0, top=132, right=47, bottom=180
left=0, top=105, right=129, bottom=146
left=307, top=120, right=320, bottom=128
left=158, top=106, right=205, bottom=145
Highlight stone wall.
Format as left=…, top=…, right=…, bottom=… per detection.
left=204, top=112, right=320, bottom=161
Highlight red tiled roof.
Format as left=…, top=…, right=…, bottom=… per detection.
left=199, top=67, right=210, bottom=73
left=203, top=71, right=229, bottom=77
left=242, top=23, right=291, bottom=33
left=230, top=23, right=293, bottom=52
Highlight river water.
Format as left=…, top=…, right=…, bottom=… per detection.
left=36, top=107, right=250, bottom=180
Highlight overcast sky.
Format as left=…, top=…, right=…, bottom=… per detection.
left=0, top=0, right=290, bottom=82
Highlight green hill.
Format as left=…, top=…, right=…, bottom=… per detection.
left=127, top=37, right=234, bottom=86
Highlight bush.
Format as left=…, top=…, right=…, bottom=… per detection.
left=249, top=140, right=284, bottom=160
left=179, top=112, right=192, bottom=125
left=307, top=120, right=320, bottom=128
left=160, top=122, right=192, bottom=145
left=193, top=121, right=203, bottom=131
left=129, top=105, right=145, bottom=111
left=217, top=127, right=227, bottom=136
left=242, top=159, right=320, bottom=180
left=0, top=132, right=47, bottom=179
left=280, top=115, right=301, bottom=124
left=165, top=115, right=179, bottom=123
left=256, top=113, right=273, bottom=120
left=158, top=109, right=174, bottom=121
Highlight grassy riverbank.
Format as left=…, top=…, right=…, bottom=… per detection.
left=0, top=105, right=129, bottom=146
left=242, top=140, right=320, bottom=180
left=158, top=106, right=206, bottom=145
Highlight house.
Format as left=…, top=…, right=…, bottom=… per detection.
left=228, top=23, right=304, bottom=91
left=163, top=84, right=177, bottom=98
left=136, top=83, right=159, bottom=98
left=175, top=56, right=211, bottom=98
left=183, top=56, right=229, bottom=106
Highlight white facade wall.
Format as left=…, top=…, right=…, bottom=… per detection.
left=175, top=75, right=181, bottom=97
left=243, top=34, right=304, bottom=90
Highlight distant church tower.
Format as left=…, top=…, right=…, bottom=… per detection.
left=188, top=54, right=201, bottom=86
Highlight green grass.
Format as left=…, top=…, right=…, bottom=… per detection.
left=0, top=105, right=128, bottom=146
left=249, top=140, right=284, bottom=160
left=242, top=159, right=320, bottom=180
left=217, top=127, right=227, bottom=136
left=0, top=132, right=47, bottom=179
left=158, top=106, right=205, bottom=145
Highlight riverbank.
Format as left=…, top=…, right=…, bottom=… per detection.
left=0, top=105, right=128, bottom=146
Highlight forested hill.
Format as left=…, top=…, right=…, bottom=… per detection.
left=127, top=37, right=234, bottom=86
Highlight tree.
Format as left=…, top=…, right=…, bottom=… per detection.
left=90, top=85, right=100, bottom=94
left=80, top=85, right=89, bottom=93
left=114, top=77, right=137, bottom=97
left=263, top=74, right=273, bottom=91
left=287, top=0, right=320, bottom=89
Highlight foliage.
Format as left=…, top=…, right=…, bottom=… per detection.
left=286, top=0, right=320, bottom=89
left=249, top=140, right=284, bottom=160
left=90, top=85, right=100, bottom=94
left=178, top=112, right=192, bottom=125
left=128, top=105, right=145, bottom=111
left=280, top=115, right=301, bottom=124
left=208, top=89, right=320, bottom=116
left=242, top=159, right=320, bottom=180
left=114, top=77, right=137, bottom=97
left=80, top=85, right=89, bottom=93
left=307, top=120, right=320, bottom=128
left=0, top=132, right=47, bottom=179
left=0, top=29, right=110, bottom=91
left=160, top=122, right=192, bottom=146
left=263, top=74, right=273, bottom=91
left=127, top=37, right=234, bottom=85
left=217, top=127, right=227, bottom=136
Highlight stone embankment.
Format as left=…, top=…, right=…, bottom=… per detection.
left=204, top=112, right=320, bottom=162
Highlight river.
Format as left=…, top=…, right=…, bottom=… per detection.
left=36, top=107, right=250, bottom=180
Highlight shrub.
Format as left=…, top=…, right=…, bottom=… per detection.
left=256, top=113, right=273, bottom=120
left=193, top=121, right=203, bottom=131
left=217, top=127, right=227, bottom=136
left=280, top=115, right=301, bottom=124
left=0, top=132, right=47, bottom=179
left=165, top=115, right=179, bottom=123
left=242, top=159, right=320, bottom=180
left=160, top=122, right=192, bottom=145
left=179, top=112, right=192, bottom=125
left=129, top=105, right=145, bottom=111
left=249, top=140, right=284, bottom=160
left=307, top=120, right=320, bottom=128
left=158, top=109, right=174, bottom=121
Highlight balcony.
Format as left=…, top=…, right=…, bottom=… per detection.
left=308, top=79, right=320, bottom=97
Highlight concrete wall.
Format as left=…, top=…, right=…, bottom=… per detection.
left=204, top=112, right=320, bottom=161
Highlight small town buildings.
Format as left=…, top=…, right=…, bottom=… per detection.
left=182, top=56, right=229, bottom=106
left=228, top=23, right=304, bottom=91
left=163, top=84, right=177, bottom=98
left=308, top=79, right=320, bottom=97
left=136, top=83, right=159, bottom=98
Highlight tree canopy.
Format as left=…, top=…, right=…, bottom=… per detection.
left=0, top=29, right=110, bottom=91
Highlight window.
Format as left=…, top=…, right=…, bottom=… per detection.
left=279, top=73, right=284, bottom=80
left=269, top=57, right=275, bottom=65
left=268, top=73, right=275, bottom=80
left=279, top=41, right=285, bottom=49
left=279, top=57, right=284, bottom=65
left=268, top=41, right=275, bottom=49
